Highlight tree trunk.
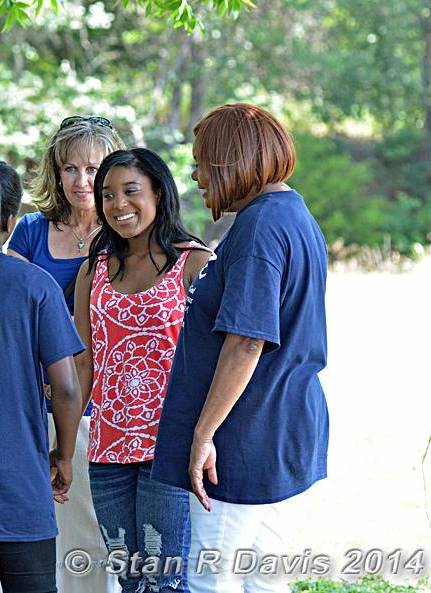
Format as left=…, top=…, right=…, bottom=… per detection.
left=149, top=31, right=191, bottom=130
left=168, top=79, right=182, bottom=133
left=167, top=47, right=190, bottom=134
left=186, top=38, right=206, bottom=142
left=12, top=29, right=24, bottom=78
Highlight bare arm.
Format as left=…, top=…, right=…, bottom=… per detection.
left=183, top=248, right=212, bottom=292
left=46, top=356, right=82, bottom=501
left=7, top=248, right=29, bottom=262
left=47, top=357, right=82, bottom=460
left=189, top=332, right=264, bottom=510
left=73, top=260, right=95, bottom=415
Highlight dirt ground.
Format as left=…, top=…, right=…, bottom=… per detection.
left=282, top=256, right=431, bottom=586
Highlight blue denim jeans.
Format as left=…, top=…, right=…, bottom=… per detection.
left=0, top=539, right=56, bottom=593
left=89, top=461, right=190, bottom=593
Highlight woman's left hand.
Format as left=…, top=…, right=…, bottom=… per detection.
left=189, top=434, right=218, bottom=511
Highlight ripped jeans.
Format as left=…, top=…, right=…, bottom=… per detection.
left=89, top=461, right=190, bottom=593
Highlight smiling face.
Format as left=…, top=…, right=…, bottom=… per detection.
left=101, top=165, right=159, bottom=240
left=59, top=143, right=105, bottom=212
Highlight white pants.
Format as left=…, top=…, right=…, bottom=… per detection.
left=48, top=415, right=120, bottom=593
left=188, top=493, right=290, bottom=593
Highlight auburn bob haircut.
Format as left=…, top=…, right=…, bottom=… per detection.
left=193, top=103, right=296, bottom=221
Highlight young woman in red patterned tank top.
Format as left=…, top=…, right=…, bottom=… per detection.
left=74, top=148, right=211, bottom=593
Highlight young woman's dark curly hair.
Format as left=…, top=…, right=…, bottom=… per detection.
left=88, top=148, right=205, bottom=281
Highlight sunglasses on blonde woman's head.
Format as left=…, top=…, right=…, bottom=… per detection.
left=60, top=115, right=112, bottom=130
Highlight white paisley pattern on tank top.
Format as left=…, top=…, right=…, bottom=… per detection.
left=88, top=248, right=192, bottom=464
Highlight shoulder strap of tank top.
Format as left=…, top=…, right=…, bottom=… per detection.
left=92, top=252, right=110, bottom=285
left=168, top=242, right=212, bottom=284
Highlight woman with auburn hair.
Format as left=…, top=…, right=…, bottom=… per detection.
left=152, top=103, right=329, bottom=593
left=8, top=115, right=125, bottom=593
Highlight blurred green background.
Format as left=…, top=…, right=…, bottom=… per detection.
left=0, top=0, right=430, bottom=262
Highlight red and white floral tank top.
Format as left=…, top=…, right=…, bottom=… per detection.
left=88, top=248, right=192, bottom=463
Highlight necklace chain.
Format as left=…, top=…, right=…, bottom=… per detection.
left=70, top=225, right=101, bottom=252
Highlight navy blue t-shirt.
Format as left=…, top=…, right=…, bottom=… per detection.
left=152, top=190, right=329, bottom=504
left=0, top=253, right=84, bottom=541
left=9, top=212, right=92, bottom=415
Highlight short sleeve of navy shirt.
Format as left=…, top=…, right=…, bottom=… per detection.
left=0, top=253, right=84, bottom=541
left=152, top=190, right=329, bottom=504
left=214, top=255, right=281, bottom=349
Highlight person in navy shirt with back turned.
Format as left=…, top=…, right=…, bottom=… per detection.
left=0, top=161, right=83, bottom=593
left=152, top=103, right=329, bottom=593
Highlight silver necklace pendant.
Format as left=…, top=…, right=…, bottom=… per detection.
left=71, top=224, right=101, bottom=252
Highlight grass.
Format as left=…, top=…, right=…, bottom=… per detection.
left=291, top=576, right=428, bottom=593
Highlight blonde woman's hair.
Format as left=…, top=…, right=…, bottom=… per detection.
left=31, top=120, right=125, bottom=224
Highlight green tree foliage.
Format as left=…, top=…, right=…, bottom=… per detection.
left=0, top=0, right=429, bottom=257
left=291, top=133, right=386, bottom=248
left=0, top=0, right=254, bottom=32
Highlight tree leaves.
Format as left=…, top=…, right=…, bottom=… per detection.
left=0, top=0, right=253, bottom=32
